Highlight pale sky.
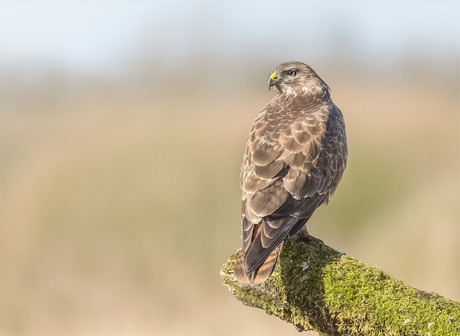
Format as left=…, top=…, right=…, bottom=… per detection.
left=0, top=1, right=458, bottom=74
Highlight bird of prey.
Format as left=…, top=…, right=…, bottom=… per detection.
left=234, top=61, right=348, bottom=285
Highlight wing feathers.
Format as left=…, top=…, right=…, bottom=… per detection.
left=248, top=180, right=289, bottom=217
left=238, top=92, right=347, bottom=284
left=284, top=170, right=307, bottom=199
left=279, top=133, right=304, bottom=153
left=242, top=171, right=272, bottom=193
left=251, top=141, right=282, bottom=165
left=254, top=160, right=285, bottom=179
left=245, top=219, right=292, bottom=273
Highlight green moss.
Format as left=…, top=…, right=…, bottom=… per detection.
left=221, top=237, right=460, bottom=336
left=322, top=256, right=460, bottom=336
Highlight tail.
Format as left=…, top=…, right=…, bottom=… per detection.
left=234, top=243, right=283, bottom=285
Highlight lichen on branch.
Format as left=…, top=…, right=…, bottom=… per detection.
left=221, top=236, right=460, bottom=336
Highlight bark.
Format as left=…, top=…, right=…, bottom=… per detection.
left=220, top=236, right=460, bottom=336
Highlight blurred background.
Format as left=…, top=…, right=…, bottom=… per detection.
left=1, top=2, right=459, bottom=335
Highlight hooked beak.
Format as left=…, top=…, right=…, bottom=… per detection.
left=268, top=72, right=278, bottom=90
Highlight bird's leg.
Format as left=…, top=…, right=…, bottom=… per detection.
left=291, top=225, right=315, bottom=243
left=291, top=225, right=346, bottom=257
left=290, top=225, right=329, bottom=247
left=296, top=225, right=310, bottom=238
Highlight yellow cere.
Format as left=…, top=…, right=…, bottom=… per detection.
left=270, top=72, right=277, bottom=79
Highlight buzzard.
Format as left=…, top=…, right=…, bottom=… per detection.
left=234, top=61, right=348, bottom=284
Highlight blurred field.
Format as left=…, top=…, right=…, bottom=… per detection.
left=1, top=60, right=459, bottom=336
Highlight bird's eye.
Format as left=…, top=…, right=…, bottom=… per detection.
left=288, top=70, right=297, bottom=77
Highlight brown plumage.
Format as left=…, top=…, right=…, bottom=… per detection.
left=234, top=61, right=348, bottom=284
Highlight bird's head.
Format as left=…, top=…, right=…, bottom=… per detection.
left=268, top=61, right=330, bottom=97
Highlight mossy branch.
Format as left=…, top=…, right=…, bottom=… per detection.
left=220, top=236, right=460, bottom=336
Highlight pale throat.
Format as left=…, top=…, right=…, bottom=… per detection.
left=278, top=83, right=329, bottom=100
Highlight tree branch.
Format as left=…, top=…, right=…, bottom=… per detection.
left=220, top=236, right=460, bottom=336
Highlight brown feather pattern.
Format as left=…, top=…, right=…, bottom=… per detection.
left=235, top=61, right=347, bottom=284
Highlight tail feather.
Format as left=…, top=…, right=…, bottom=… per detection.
left=234, top=243, right=283, bottom=285
left=234, top=253, right=250, bottom=284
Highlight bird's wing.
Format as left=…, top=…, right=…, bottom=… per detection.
left=240, top=103, right=347, bottom=274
